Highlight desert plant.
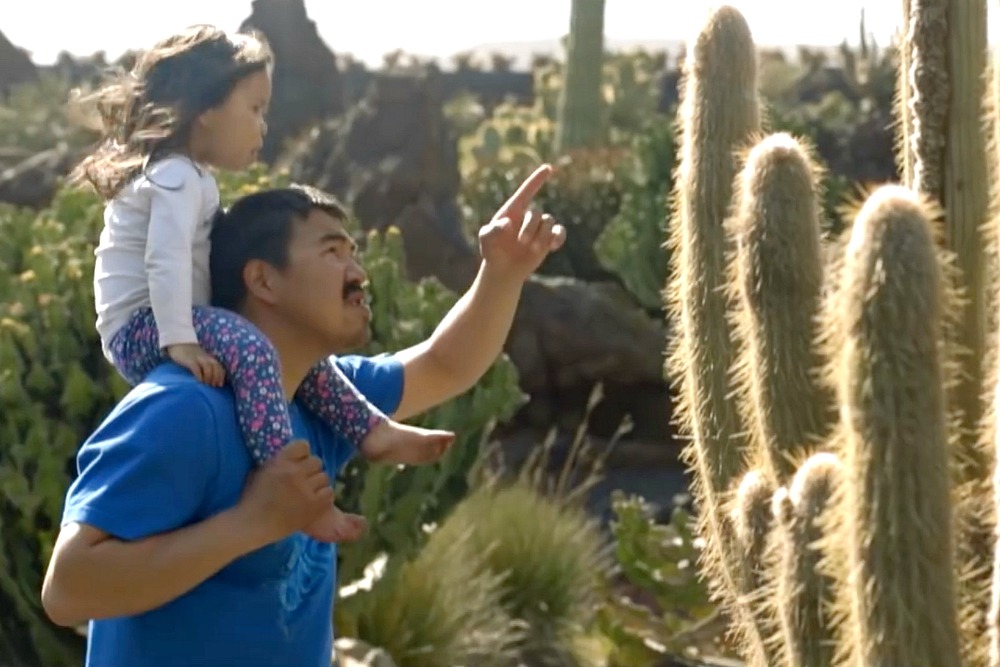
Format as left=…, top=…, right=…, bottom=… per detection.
left=555, top=0, right=606, bottom=152
left=335, top=527, right=521, bottom=667
left=660, top=3, right=995, bottom=667
left=662, top=5, right=763, bottom=656
left=420, top=480, right=610, bottom=667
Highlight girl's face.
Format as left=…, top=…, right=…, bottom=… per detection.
left=190, top=68, right=271, bottom=171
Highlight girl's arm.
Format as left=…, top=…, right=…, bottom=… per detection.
left=143, top=158, right=204, bottom=350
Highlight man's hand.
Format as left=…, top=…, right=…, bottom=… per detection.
left=167, top=343, right=225, bottom=387
left=478, top=164, right=567, bottom=282
left=236, top=440, right=335, bottom=543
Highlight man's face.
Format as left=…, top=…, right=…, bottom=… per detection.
left=269, top=208, right=372, bottom=353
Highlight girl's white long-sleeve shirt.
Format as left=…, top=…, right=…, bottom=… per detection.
left=93, top=155, right=220, bottom=357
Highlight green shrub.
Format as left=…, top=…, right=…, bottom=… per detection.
left=336, top=526, right=521, bottom=667
left=594, top=120, right=675, bottom=313
left=419, top=480, right=611, bottom=667
left=595, top=492, right=719, bottom=666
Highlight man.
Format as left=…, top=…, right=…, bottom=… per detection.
left=41, top=165, right=565, bottom=667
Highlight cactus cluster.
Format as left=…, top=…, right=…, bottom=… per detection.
left=665, top=3, right=1000, bottom=666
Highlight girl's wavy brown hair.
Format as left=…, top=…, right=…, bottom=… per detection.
left=69, top=24, right=273, bottom=200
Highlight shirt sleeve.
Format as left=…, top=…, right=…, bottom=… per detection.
left=334, top=352, right=405, bottom=416
left=61, top=385, right=220, bottom=541
left=142, top=159, right=204, bottom=348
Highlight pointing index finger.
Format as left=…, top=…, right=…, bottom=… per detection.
left=495, top=164, right=553, bottom=218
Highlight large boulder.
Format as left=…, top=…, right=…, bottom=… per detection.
left=284, top=68, right=464, bottom=240
left=0, top=30, right=38, bottom=97
left=239, top=0, right=346, bottom=162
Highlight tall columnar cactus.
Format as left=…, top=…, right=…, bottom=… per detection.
left=554, top=0, right=605, bottom=152
left=663, top=2, right=761, bottom=620
left=831, top=185, right=962, bottom=667
left=772, top=452, right=841, bottom=667
left=899, top=3, right=994, bottom=661
left=664, top=3, right=1000, bottom=665
left=727, top=132, right=836, bottom=485
left=900, top=0, right=991, bottom=475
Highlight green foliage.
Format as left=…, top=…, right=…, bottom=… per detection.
left=418, top=480, right=611, bottom=667
left=596, top=492, right=717, bottom=666
left=336, top=528, right=521, bottom=667
left=458, top=101, right=554, bottom=177
left=0, top=75, right=95, bottom=160
left=0, top=184, right=125, bottom=666
left=603, top=51, right=667, bottom=142
left=594, top=120, right=675, bottom=312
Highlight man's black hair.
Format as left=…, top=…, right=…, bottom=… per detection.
left=209, top=184, right=350, bottom=312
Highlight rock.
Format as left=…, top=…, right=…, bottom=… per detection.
left=0, top=145, right=78, bottom=208
left=239, top=0, right=346, bottom=162
left=284, top=69, right=465, bottom=244
left=511, top=276, right=666, bottom=390
left=0, top=30, right=38, bottom=97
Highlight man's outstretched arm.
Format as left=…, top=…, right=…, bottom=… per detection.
left=392, top=165, right=565, bottom=421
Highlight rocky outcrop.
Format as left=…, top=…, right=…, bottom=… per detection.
left=284, top=68, right=464, bottom=240
left=0, top=30, right=38, bottom=97
left=239, top=0, right=346, bottom=162
left=0, top=146, right=78, bottom=208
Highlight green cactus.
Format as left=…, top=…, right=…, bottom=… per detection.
left=830, top=185, right=961, bottom=667
left=773, top=452, right=841, bottom=667
left=555, top=0, right=606, bottom=152
left=900, top=0, right=991, bottom=471
left=727, top=132, right=836, bottom=484
left=899, top=4, right=994, bottom=662
left=663, top=2, right=761, bottom=622
left=658, top=3, right=1000, bottom=666
left=728, top=469, right=780, bottom=666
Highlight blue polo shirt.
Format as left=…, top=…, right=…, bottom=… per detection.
left=60, top=354, right=404, bottom=667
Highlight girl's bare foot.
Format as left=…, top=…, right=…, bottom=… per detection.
left=361, top=419, right=455, bottom=464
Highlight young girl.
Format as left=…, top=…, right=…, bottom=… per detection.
left=70, top=24, right=453, bottom=543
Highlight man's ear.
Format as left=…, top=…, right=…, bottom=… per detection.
left=242, top=259, right=280, bottom=305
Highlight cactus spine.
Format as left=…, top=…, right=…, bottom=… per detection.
left=900, top=3, right=994, bottom=662
left=901, top=0, right=991, bottom=473
left=728, top=132, right=835, bottom=484
left=773, top=452, right=841, bottom=667
left=554, top=0, right=605, bottom=152
left=664, top=1, right=761, bottom=630
left=664, top=2, right=1000, bottom=664
left=834, top=186, right=961, bottom=667
left=729, top=470, right=780, bottom=666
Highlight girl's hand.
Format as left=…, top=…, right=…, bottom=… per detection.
left=167, top=343, right=226, bottom=387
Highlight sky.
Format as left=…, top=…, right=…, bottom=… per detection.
left=3, top=0, right=997, bottom=67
